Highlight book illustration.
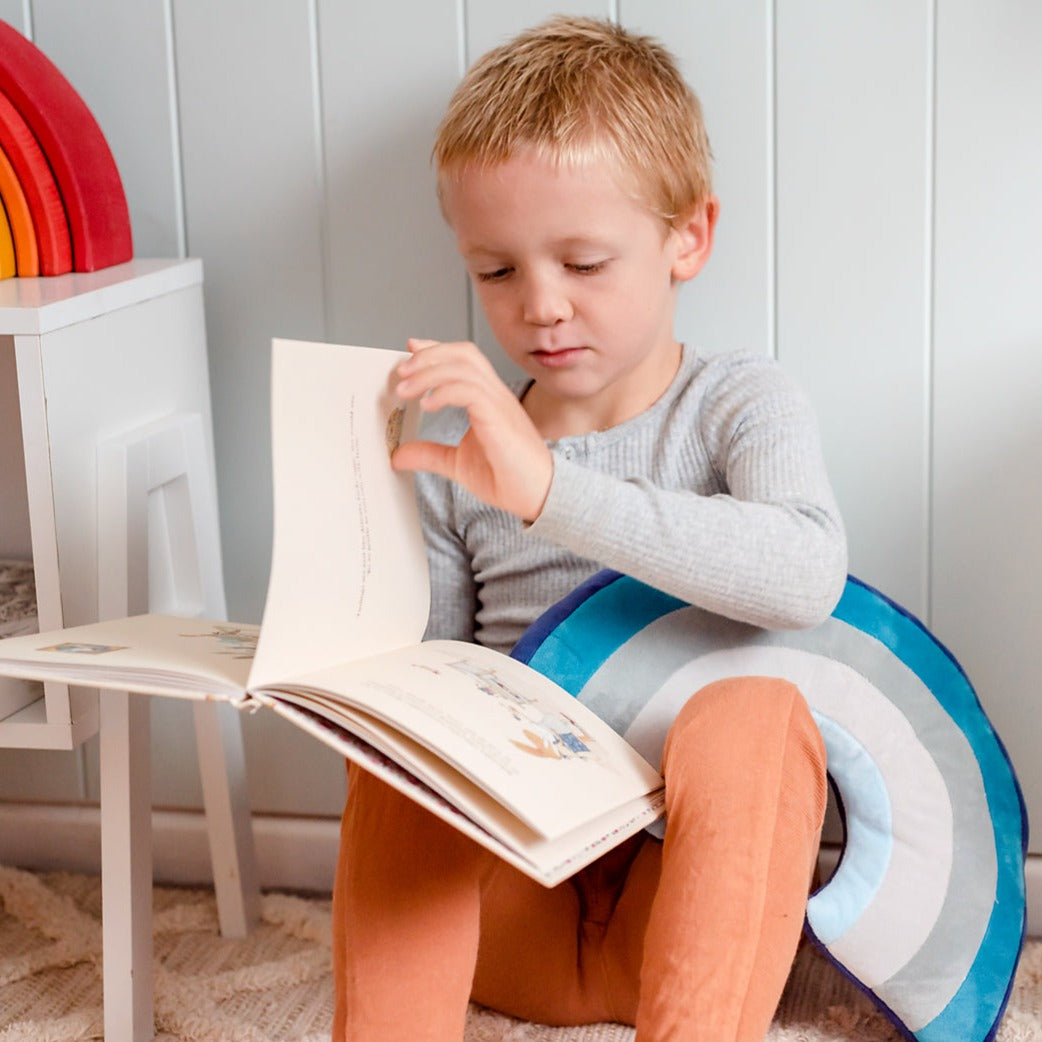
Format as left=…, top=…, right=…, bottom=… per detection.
left=438, top=657, right=597, bottom=764
left=181, top=625, right=259, bottom=660
left=40, top=641, right=128, bottom=656
left=385, top=406, right=405, bottom=454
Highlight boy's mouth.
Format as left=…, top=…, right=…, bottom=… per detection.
left=530, top=346, right=588, bottom=369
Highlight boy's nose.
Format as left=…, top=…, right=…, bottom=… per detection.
left=522, top=277, right=572, bottom=326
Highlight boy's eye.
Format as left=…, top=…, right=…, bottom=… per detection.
left=476, top=267, right=512, bottom=283
left=567, top=261, right=607, bottom=275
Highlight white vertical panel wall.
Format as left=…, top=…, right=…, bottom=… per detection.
left=627, top=0, right=774, bottom=361
left=0, top=2, right=1040, bottom=855
left=31, top=1, right=183, bottom=258
left=317, top=0, right=468, bottom=349
left=776, top=1, right=934, bottom=616
left=0, top=1, right=27, bottom=36
left=172, top=0, right=329, bottom=624
left=931, top=1, right=1042, bottom=846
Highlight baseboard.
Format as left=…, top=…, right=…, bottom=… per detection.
left=1029, top=855, right=1042, bottom=939
left=1, top=801, right=1040, bottom=934
left=0, top=802, right=341, bottom=894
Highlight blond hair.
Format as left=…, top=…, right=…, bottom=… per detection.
left=433, top=16, right=712, bottom=223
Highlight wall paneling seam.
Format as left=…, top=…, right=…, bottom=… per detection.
left=163, top=0, right=188, bottom=259
left=924, top=0, right=937, bottom=626
left=308, top=0, right=332, bottom=342
left=767, top=0, right=777, bottom=361
left=456, top=0, right=469, bottom=74
left=460, top=0, right=476, bottom=346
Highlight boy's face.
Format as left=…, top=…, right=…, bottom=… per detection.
left=439, top=151, right=714, bottom=438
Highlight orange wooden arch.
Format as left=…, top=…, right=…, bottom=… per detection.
left=0, top=195, right=16, bottom=278
left=0, top=143, right=38, bottom=275
left=0, top=89, right=71, bottom=275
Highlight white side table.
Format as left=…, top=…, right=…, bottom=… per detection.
left=0, top=259, right=260, bottom=1041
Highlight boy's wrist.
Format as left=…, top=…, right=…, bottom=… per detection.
left=518, top=453, right=554, bottom=523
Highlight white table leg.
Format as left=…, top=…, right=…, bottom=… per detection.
left=192, top=700, right=260, bottom=937
left=100, top=689, right=154, bottom=1042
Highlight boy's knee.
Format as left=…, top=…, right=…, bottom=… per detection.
left=660, top=676, right=828, bottom=838
left=663, top=675, right=825, bottom=779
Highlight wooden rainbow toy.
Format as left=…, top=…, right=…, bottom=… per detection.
left=0, top=20, right=132, bottom=278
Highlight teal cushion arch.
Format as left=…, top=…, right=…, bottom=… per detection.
left=512, top=571, right=1027, bottom=1042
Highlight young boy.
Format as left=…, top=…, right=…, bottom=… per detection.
left=332, top=16, right=846, bottom=1042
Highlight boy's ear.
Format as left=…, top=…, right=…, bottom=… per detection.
left=671, top=196, right=719, bottom=283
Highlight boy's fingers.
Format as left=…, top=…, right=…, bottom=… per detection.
left=416, top=376, right=507, bottom=418
left=391, top=439, right=456, bottom=478
left=401, top=340, right=491, bottom=373
left=405, top=338, right=439, bottom=354
left=398, top=356, right=507, bottom=413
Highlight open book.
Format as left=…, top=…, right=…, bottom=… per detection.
left=0, top=339, right=664, bottom=886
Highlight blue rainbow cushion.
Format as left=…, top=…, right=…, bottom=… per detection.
left=512, top=570, right=1027, bottom=1042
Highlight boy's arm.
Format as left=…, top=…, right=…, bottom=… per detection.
left=394, top=340, right=846, bottom=632
left=530, top=358, right=847, bottom=630
left=535, top=460, right=845, bottom=630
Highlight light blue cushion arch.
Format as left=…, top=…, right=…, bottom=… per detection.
left=512, top=571, right=1027, bottom=1042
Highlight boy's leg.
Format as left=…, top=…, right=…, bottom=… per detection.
left=636, top=676, right=828, bottom=1042
left=332, top=675, right=825, bottom=1041
left=471, top=831, right=650, bottom=1026
left=333, top=762, right=638, bottom=1039
left=332, top=764, right=489, bottom=1042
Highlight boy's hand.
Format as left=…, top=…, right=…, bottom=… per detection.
left=392, top=339, right=553, bottom=522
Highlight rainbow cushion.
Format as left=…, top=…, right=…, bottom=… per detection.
left=513, top=570, right=1027, bottom=1042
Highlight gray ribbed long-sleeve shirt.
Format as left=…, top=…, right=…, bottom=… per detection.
left=417, top=346, right=847, bottom=656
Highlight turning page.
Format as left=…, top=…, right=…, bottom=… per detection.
left=248, top=340, right=429, bottom=688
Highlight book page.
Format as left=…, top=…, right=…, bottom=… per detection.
left=0, top=613, right=255, bottom=700
left=263, top=639, right=663, bottom=841
left=249, top=340, right=429, bottom=688
left=265, top=697, right=664, bottom=886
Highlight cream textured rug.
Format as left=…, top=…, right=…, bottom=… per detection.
left=1, top=862, right=1040, bottom=1042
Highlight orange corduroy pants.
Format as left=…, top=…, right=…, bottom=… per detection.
left=331, top=676, right=828, bottom=1042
